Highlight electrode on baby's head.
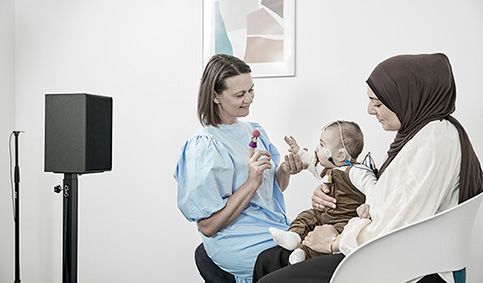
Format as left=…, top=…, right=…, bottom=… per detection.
left=249, top=129, right=260, bottom=149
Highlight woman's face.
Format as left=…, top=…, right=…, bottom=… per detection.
left=214, top=73, right=255, bottom=124
left=367, top=87, right=401, bottom=131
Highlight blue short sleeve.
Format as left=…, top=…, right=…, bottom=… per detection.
left=174, top=135, right=234, bottom=222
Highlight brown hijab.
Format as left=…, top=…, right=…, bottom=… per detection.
left=366, top=53, right=482, bottom=203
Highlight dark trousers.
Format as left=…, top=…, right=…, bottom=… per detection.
left=195, top=243, right=235, bottom=283
left=253, top=246, right=344, bottom=283
left=252, top=246, right=445, bottom=283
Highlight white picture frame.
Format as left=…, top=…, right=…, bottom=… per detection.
left=203, top=0, right=295, bottom=78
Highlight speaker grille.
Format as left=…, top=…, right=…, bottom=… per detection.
left=44, top=93, right=112, bottom=174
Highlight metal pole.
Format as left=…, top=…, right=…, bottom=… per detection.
left=62, top=173, right=78, bottom=283
left=13, top=132, right=21, bottom=283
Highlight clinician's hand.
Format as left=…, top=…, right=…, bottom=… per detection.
left=312, top=183, right=336, bottom=210
left=280, top=152, right=307, bottom=175
left=247, top=149, right=272, bottom=188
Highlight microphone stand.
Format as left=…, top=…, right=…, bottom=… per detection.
left=13, top=131, right=22, bottom=283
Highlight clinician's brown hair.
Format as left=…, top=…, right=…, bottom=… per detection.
left=198, top=54, right=251, bottom=127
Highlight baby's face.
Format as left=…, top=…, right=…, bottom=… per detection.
left=315, top=127, right=340, bottom=168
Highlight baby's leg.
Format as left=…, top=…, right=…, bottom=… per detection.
left=332, top=221, right=348, bottom=234
left=288, top=243, right=327, bottom=265
left=269, top=228, right=301, bottom=251
left=270, top=209, right=323, bottom=251
left=288, top=248, right=306, bottom=265
left=298, top=243, right=325, bottom=261
left=289, top=209, right=322, bottom=239
left=288, top=216, right=345, bottom=263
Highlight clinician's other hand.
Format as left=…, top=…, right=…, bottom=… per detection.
left=312, top=183, right=336, bottom=210
left=247, top=149, right=272, bottom=187
left=280, top=152, right=307, bottom=175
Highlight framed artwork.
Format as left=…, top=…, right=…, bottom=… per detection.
left=203, top=0, right=295, bottom=77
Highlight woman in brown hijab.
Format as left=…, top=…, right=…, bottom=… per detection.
left=253, top=53, right=483, bottom=283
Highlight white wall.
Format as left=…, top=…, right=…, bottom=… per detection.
left=0, top=0, right=15, bottom=281
left=8, top=0, right=483, bottom=282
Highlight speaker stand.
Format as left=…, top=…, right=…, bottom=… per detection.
left=59, top=174, right=78, bottom=283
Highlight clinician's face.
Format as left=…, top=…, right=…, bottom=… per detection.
left=214, top=73, right=255, bottom=124
left=367, top=87, right=401, bottom=131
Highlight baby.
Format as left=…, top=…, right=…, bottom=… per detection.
left=270, top=120, right=377, bottom=264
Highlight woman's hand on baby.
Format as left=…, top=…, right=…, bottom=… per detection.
left=312, top=184, right=336, bottom=209
left=280, top=152, right=307, bottom=175
left=247, top=149, right=272, bottom=188
left=356, top=204, right=371, bottom=219
left=283, top=136, right=300, bottom=153
left=302, top=225, right=339, bottom=254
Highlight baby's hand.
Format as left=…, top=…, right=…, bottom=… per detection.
left=284, top=136, right=300, bottom=153
left=356, top=204, right=371, bottom=219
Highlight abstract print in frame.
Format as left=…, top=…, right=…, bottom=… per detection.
left=203, top=0, right=295, bottom=77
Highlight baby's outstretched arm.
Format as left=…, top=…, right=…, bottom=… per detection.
left=284, top=135, right=324, bottom=181
left=284, top=135, right=312, bottom=166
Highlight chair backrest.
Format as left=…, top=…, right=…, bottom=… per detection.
left=329, top=193, right=483, bottom=283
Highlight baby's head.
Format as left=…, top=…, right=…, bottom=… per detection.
left=316, top=121, right=364, bottom=168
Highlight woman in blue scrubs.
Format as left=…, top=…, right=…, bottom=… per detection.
left=175, top=54, right=305, bottom=283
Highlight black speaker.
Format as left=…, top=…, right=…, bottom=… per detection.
left=44, top=93, right=113, bottom=174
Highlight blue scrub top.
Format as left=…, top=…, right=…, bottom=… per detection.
left=175, top=121, right=290, bottom=283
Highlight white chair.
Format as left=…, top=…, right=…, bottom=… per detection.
left=330, top=193, right=483, bottom=283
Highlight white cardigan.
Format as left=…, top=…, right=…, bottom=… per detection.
left=339, top=120, right=461, bottom=282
